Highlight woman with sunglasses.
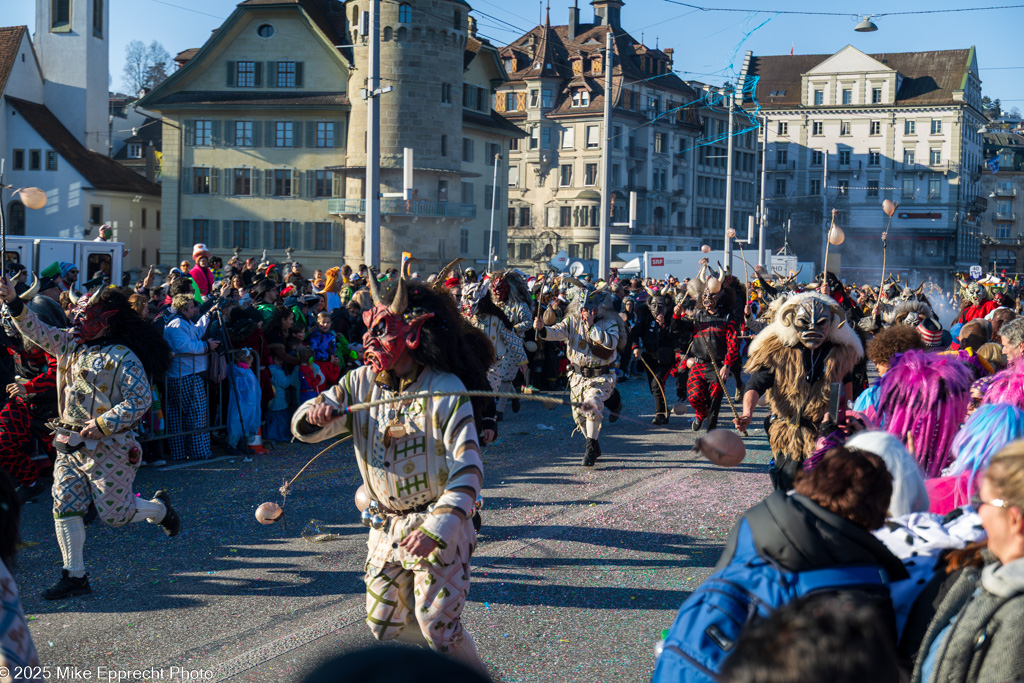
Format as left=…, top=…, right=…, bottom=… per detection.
left=912, top=442, right=1024, bottom=683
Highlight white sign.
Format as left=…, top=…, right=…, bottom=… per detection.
left=549, top=249, right=568, bottom=270
left=969, top=265, right=983, bottom=280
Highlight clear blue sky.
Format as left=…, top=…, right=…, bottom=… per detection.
left=8, top=0, right=1024, bottom=110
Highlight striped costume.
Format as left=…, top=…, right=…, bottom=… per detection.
left=292, top=365, right=483, bottom=656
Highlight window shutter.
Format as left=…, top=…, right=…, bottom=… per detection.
left=334, top=120, right=344, bottom=148
left=208, top=220, right=220, bottom=248
left=211, top=120, right=222, bottom=145
left=222, top=221, right=232, bottom=248
left=250, top=220, right=259, bottom=249
left=265, top=171, right=274, bottom=196
left=252, top=121, right=261, bottom=147
left=306, top=171, right=315, bottom=198
left=226, top=61, right=235, bottom=87
left=294, top=62, right=304, bottom=88
left=305, top=222, right=314, bottom=250
left=306, top=121, right=316, bottom=148
left=181, top=167, right=191, bottom=194
left=254, top=61, right=263, bottom=87
left=223, top=121, right=233, bottom=148
left=332, top=171, right=342, bottom=197
left=291, top=169, right=301, bottom=197
left=331, top=222, right=342, bottom=252
left=180, top=219, right=192, bottom=246
left=267, top=61, right=277, bottom=88
left=292, top=121, right=303, bottom=148
left=184, top=120, right=195, bottom=146
left=263, top=222, right=272, bottom=250
left=210, top=168, right=219, bottom=194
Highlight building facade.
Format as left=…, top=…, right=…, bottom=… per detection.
left=1, top=1, right=161, bottom=276
left=497, top=0, right=705, bottom=273
left=141, top=0, right=519, bottom=272
left=739, top=45, right=986, bottom=285
left=978, top=131, right=1024, bottom=272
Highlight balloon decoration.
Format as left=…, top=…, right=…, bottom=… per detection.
left=255, top=502, right=284, bottom=525
left=696, top=429, right=747, bottom=467
left=701, top=245, right=711, bottom=254
left=17, top=187, right=47, bottom=210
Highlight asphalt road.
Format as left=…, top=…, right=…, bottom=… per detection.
left=17, top=373, right=772, bottom=683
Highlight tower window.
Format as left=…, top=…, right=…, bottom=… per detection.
left=399, top=3, right=412, bottom=23
left=93, top=0, right=103, bottom=37
left=256, top=23, right=275, bottom=38
left=453, top=9, right=461, bottom=30
left=51, top=0, right=71, bottom=31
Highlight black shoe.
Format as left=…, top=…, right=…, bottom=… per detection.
left=511, top=398, right=521, bottom=413
left=582, top=438, right=601, bottom=467
left=17, top=480, right=47, bottom=504
left=496, top=411, right=504, bottom=422
left=472, top=510, right=482, bottom=532
left=652, top=414, right=668, bottom=425
left=691, top=418, right=702, bottom=432
left=42, top=570, right=91, bottom=600
left=153, top=490, right=180, bottom=537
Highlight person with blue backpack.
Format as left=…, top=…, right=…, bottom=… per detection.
left=652, top=446, right=908, bottom=683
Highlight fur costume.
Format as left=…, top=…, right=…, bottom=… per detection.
left=681, top=268, right=740, bottom=427
left=877, top=349, right=973, bottom=478
left=490, top=270, right=533, bottom=338
left=745, top=292, right=863, bottom=461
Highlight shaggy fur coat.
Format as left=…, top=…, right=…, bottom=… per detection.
left=745, top=293, right=864, bottom=460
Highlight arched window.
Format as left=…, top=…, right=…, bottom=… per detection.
left=653, top=206, right=665, bottom=229
left=453, top=9, right=461, bottom=30
left=351, top=4, right=360, bottom=26
left=399, top=3, right=412, bottom=22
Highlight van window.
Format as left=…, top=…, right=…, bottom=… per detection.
left=87, top=253, right=112, bottom=283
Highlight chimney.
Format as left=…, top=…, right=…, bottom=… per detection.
left=664, top=47, right=674, bottom=68
left=592, top=0, right=623, bottom=29
left=568, top=1, right=579, bottom=41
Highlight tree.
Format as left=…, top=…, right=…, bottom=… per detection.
left=123, top=40, right=171, bottom=94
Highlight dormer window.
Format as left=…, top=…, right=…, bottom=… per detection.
left=572, top=90, right=590, bottom=107
left=504, top=57, right=516, bottom=72
left=592, top=56, right=602, bottom=74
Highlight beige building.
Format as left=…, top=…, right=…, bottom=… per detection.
left=739, top=45, right=986, bottom=285
left=141, top=0, right=520, bottom=273
left=978, top=130, right=1024, bottom=271
left=497, top=0, right=704, bottom=273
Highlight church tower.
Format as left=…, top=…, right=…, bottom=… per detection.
left=35, top=0, right=110, bottom=153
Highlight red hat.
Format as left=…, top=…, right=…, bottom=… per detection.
left=444, top=276, right=460, bottom=289
left=192, top=243, right=210, bottom=262
left=917, top=318, right=943, bottom=347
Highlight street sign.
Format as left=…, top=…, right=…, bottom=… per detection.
left=969, top=265, right=982, bottom=279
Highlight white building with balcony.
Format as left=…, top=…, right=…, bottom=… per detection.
left=738, top=45, right=985, bottom=285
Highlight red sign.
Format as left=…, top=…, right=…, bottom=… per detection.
left=651, top=257, right=665, bottom=266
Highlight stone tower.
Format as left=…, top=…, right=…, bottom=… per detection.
left=343, top=0, right=472, bottom=269
left=35, top=0, right=110, bottom=153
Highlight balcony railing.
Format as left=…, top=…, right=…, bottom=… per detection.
left=327, top=198, right=477, bottom=219
left=895, top=161, right=950, bottom=173
left=995, top=211, right=1017, bottom=222
left=627, top=143, right=647, bottom=159
left=767, top=159, right=796, bottom=172
left=971, top=195, right=989, bottom=211
left=993, top=187, right=1018, bottom=198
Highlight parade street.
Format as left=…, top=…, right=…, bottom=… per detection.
left=15, top=376, right=771, bottom=683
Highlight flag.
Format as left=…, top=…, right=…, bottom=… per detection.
left=790, top=42, right=795, bottom=55
left=987, top=157, right=1000, bottom=174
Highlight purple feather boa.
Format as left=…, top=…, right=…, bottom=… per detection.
left=877, top=349, right=972, bottom=478
left=981, top=357, right=1024, bottom=410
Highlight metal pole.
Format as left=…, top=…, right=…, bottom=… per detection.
left=723, top=90, right=735, bottom=272
left=487, top=153, right=500, bottom=272
left=820, top=151, right=828, bottom=271
left=758, top=113, right=767, bottom=267
left=598, top=29, right=613, bottom=281
left=364, top=0, right=381, bottom=269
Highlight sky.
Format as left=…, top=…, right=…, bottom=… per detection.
left=7, top=0, right=1024, bottom=109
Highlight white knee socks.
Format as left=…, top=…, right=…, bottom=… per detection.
left=54, top=517, right=87, bottom=578
left=450, top=630, right=487, bottom=676
left=131, top=497, right=167, bottom=524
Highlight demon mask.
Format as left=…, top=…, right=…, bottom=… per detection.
left=361, top=274, right=434, bottom=374
left=460, top=281, right=490, bottom=318
left=69, top=288, right=116, bottom=343
left=964, top=282, right=988, bottom=306
left=781, top=294, right=842, bottom=350
left=648, top=294, right=669, bottom=319
left=491, top=276, right=510, bottom=303
left=702, top=277, right=724, bottom=314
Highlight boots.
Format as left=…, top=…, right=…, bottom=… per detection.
left=154, top=490, right=181, bottom=537
left=42, top=570, right=91, bottom=600
left=582, top=438, right=601, bottom=467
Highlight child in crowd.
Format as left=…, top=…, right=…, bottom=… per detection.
left=295, top=344, right=324, bottom=404
left=226, top=348, right=261, bottom=456
left=265, top=348, right=299, bottom=442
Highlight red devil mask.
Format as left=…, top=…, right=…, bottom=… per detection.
left=72, top=299, right=116, bottom=342
left=361, top=276, right=434, bottom=374
left=491, top=276, right=510, bottom=303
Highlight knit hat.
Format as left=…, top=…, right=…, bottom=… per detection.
left=192, top=243, right=210, bottom=262
left=60, top=262, right=78, bottom=280
left=322, top=266, right=341, bottom=294
left=917, top=318, right=944, bottom=347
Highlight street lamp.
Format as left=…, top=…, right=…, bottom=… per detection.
left=854, top=15, right=878, bottom=32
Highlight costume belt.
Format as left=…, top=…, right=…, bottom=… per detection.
left=363, top=499, right=434, bottom=530
left=570, top=364, right=613, bottom=378
left=377, top=500, right=432, bottom=517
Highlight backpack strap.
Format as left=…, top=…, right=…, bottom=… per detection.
left=794, top=565, right=889, bottom=597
